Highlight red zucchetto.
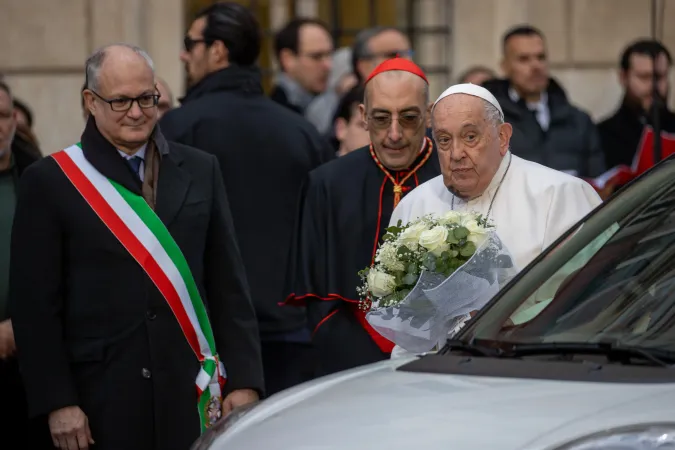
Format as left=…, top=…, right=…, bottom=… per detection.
left=364, top=57, right=429, bottom=85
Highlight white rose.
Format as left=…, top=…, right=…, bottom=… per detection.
left=397, top=222, right=427, bottom=248
left=375, top=242, right=406, bottom=272
left=367, top=269, right=396, bottom=298
left=419, top=226, right=450, bottom=257
left=464, top=219, right=489, bottom=247
left=439, top=210, right=466, bottom=225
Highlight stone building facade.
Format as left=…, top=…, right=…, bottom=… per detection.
left=1, top=0, right=674, bottom=153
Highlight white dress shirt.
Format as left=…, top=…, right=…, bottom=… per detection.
left=508, top=87, right=550, bottom=132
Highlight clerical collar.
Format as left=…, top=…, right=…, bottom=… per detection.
left=117, top=143, right=147, bottom=160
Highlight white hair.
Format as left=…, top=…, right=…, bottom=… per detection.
left=85, top=43, right=154, bottom=91
left=482, top=99, right=504, bottom=128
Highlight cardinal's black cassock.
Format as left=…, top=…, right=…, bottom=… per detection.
left=285, top=136, right=440, bottom=375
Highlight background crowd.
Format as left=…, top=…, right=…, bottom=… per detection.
left=0, top=1, right=674, bottom=448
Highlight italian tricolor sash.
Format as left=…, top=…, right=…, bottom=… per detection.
left=52, top=143, right=226, bottom=432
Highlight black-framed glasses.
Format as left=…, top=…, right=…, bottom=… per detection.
left=90, top=90, right=160, bottom=112
left=368, top=112, right=423, bottom=130
left=184, top=36, right=210, bottom=52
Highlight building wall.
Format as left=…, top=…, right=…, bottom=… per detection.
left=1, top=0, right=674, bottom=154
left=0, top=0, right=184, bottom=154
left=452, top=0, right=675, bottom=121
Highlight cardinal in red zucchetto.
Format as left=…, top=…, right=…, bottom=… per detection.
left=284, top=57, right=441, bottom=375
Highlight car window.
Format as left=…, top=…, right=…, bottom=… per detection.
left=463, top=177, right=675, bottom=352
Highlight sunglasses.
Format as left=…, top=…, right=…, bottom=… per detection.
left=184, top=36, right=211, bottom=52
left=368, top=112, right=423, bottom=130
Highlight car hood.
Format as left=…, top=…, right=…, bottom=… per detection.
left=208, top=356, right=675, bottom=450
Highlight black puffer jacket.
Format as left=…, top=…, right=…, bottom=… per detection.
left=482, top=78, right=605, bottom=178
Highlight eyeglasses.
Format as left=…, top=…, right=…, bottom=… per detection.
left=368, top=112, right=423, bottom=130
left=90, top=90, right=160, bottom=112
left=184, top=36, right=210, bottom=52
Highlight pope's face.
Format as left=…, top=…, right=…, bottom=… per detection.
left=432, top=94, right=512, bottom=199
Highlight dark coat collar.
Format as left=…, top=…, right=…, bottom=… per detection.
left=79, top=117, right=189, bottom=226
left=482, top=77, right=575, bottom=121
left=80, top=116, right=172, bottom=195
left=180, top=65, right=264, bottom=104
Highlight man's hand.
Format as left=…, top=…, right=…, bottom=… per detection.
left=48, top=406, right=95, bottom=450
left=0, top=319, right=15, bottom=359
left=221, top=389, right=259, bottom=416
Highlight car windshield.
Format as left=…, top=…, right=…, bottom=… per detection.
left=460, top=158, right=675, bottom=353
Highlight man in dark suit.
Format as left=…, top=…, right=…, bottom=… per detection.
left=9, top=43, right=263, bottom=450
left=0, top=81, right=51, bottom=448
left=161, top=3, right=333, bottom=396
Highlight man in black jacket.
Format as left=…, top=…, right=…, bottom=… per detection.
left=10, top=43, right=263, bottom=450
left=0, top=81, right=50, bottom=447
left=482, top=25, right=605, bottom=179
left=598, top=39, right=675, bottom=170
left=160, top=2, right=333, bottom=396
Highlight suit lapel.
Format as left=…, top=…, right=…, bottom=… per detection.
left=79, top=118, right=191, bottom=227
left=155, top=141, right=191, bottom=227
left=80, top=117, right=143, bottom=195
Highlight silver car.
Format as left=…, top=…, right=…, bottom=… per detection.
left=192, top=157, right=675, bottom=450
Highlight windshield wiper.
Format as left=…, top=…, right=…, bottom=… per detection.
left=438, top=339, right=503, bottom=357
left=500, top=342, right=675, bottom=368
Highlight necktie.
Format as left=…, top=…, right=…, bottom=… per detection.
left=126, top=156, right=143, bottom=180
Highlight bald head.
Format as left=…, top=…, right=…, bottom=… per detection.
left=364, top=70, right=428, bottom=109
left=82, top=43, right=159, bottom=155
left=360, top=69, right=430, bottom=171
left=86, top=44, right=154, bottom=92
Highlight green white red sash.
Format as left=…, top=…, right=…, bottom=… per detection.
left=51, top=143, right=226, bottom=432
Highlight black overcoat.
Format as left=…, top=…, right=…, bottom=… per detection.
left=9, top=118, right=264, bottom=450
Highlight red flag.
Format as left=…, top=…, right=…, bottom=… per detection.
left=632, top=126, right=675, bottom=175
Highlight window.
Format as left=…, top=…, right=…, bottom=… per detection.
left=185, top=0, right=452, bottom=93
left=462, top=161, right=675, bottom=352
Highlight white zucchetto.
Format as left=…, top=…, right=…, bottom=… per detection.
left=432, top=83, right=504, bottom=120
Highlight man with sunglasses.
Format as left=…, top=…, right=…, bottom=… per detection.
left=285, top=57, right=441, bottom=376
left=160, top=3, right=333, bottom=398
left=9, top=43, right=263, bottom=450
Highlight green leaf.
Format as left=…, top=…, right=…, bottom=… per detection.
left=446, top=232, right=459, bottom=244
left=397, top=246, right=410, bottom=257
left=407, top=263, right=417, bottom=274
left=454, top=227, right=469, bottom=240
left=423, top=253, right=436, bottom=271
left=384, top=234, right=398, bottom=242
left=402, top=272, right=418, bottom=285
left=385, top=226, right=400, bottom=235
left=460, top=241, right=476, bottom=256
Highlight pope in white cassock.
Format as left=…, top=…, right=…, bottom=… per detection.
left=388, top=83, right=602, bottom=356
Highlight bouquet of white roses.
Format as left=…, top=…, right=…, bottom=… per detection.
left=358, top=210, right=517, bottom=353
